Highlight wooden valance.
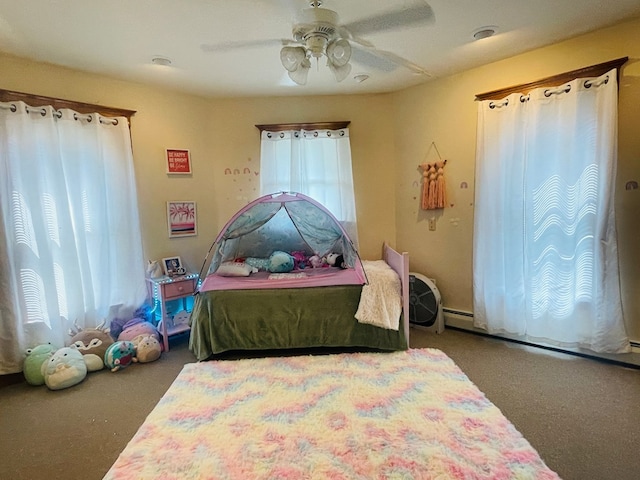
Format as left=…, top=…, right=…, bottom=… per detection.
left=255, top=121, right=350, bottom=132
left=475, top=57, right=628, bottom=101
left=0, top=88, right=136, bottom=122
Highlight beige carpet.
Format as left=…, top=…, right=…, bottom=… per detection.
left=1, top=329, right=639, bottom=480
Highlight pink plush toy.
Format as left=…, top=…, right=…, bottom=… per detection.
left=290, top=251, right=308, bottom=269
left=309, top=255, right=325, bottom=268
left=118, top=318, right=162, bottom=350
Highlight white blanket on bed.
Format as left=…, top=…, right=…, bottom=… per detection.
left=355, top=260, right=401, bottom=330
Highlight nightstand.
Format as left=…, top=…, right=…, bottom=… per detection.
left=146, top=273, right=199, bottom=351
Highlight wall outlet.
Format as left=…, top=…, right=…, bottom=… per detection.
left=429, top=218, right=436, bottom=231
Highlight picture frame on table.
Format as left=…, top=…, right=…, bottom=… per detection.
left=161, top=256, right=186, bottom=276
left=167, top=201, right=197, bottom=238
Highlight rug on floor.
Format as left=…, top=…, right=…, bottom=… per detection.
left=103, top=348, right=560, bottom=479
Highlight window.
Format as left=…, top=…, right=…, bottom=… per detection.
left=257, top=121, right=359, bottom=246
left=473, top=60, right=630, bottom=353
left=0, top=91, right=147, bottom=374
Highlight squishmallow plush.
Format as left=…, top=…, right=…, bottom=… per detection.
left=41, top=347, right=87, bottom=390
left=68, top=320, right=114, bottom=368
left=118, top=318, right=161, bottom=346
left=23, top=343, right=57, bottom=386
left=104, top=341, right=137, bottom=372
left=246, top=251, right=295, bottom=273
left=135, top=335, right=162, bottom=363
left=267, top=251, right=295, bottom=273
left=82, top=354, right=105, bottom=372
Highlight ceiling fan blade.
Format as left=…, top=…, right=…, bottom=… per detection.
left=370, top=49, right=431, bottom=76
left=351, top=44, right=430, bottom=76
left=201, top=38, right=292, bottom=53
left=341, top=0, right=435, bottom=37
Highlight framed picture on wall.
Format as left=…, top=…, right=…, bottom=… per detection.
left=166, top=148, right=191, bottom=174
left=167, top=201, right=197, bottom=238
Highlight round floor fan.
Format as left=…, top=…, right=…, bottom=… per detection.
left=408, top=272, right=444, bottom=333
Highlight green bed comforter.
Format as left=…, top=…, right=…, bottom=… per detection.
left=189, top=285, right=407, bottom=360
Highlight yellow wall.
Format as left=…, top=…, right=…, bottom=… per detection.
left=1, top=15, right=638, bottom=341
left=0, top=53, right=397, bottom=273
left=391, top=16, right=640, bottom=340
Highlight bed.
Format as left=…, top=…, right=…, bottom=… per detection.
left=189, top=242, right=409, bottom=360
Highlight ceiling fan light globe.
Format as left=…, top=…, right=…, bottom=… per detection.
left=327, top=39, right=351, bottom=67
left=329, top=62, right=351, bottom=82
left=288, top=63, right=310, bottom=85
left=280, top=46, right=306, bottom=72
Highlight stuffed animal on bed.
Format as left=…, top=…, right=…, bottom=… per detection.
left=245, top=251, right=295, bottom=273
left=309, top=254, right=325, bottom=268
left=290, top=250, right=308, bottom=269
left=326, top=253, right=347, bottom=269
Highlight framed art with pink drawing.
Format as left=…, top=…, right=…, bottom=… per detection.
left=167, top=201, right=197, bottom=238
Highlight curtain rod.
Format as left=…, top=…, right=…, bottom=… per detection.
left=0, top=88, right=135, bottom=122
left=475, top=57, right=628, bottom=101
left=0, top=101, right=119, bottom=125
left=255, top=121, right=350, bottom=132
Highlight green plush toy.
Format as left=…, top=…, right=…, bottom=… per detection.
left=23, top=343, right=57, bottom=386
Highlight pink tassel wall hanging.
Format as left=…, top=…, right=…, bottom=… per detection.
left=419, top=143, right=447, bottom=210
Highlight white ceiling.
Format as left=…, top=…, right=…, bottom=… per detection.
left=1, top=0, right=639, bottom=98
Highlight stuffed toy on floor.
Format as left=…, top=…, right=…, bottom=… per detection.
left=68, top=320, right=114, bottom=371
left=104, top=341, right=137, bottom=372
left=135, top=335, right=162, bottom=363
left=23, top=343, right=58, bottom=386
left=41, top=347, right=87, bottom=390
left=117, top=318, right=162, bottom=350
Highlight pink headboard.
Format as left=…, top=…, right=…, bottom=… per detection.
left=383, top=242, right=410, bottom=346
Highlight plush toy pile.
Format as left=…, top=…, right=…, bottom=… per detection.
left=23, top=315, right=163, bottom=391
left=232, top=250, right=349, bottom=275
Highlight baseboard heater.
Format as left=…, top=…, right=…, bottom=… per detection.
left=441, top=307, right=640, bottom=369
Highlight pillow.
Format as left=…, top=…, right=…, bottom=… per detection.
left=216, top=262, right=257, bottom=277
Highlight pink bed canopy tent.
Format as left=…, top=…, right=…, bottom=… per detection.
left=198, top=192, right=365, bottom=283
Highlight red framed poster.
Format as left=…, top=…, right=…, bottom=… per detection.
left=166, top=148, right=191, bottom=174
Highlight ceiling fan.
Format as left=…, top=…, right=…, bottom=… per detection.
left=201, top=0, right=434, bottom=85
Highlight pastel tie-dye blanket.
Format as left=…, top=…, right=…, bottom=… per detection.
left=104, top=349, right=560, bottom=479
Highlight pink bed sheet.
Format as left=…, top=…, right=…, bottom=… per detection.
left=199, top=264, right=366, bottom=292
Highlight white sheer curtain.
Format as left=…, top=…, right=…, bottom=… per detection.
left=260, top=127, right=359, bottom=246
left=0, top=101, right=147, bottom=374
left=473, top=69, right=630, bottom=354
